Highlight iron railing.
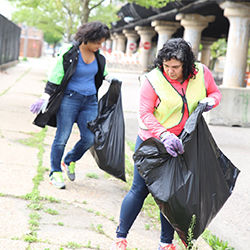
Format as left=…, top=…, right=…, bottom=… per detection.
left=0, top=14, right=21, bottom=65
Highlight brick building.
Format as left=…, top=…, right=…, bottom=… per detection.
left=19, top=25, right=43, bottom=58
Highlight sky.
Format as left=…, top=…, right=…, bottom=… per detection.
left=0, top=0, right=15, bottom=19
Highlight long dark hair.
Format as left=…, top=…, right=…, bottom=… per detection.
left=74, top=21, right=110, bottom=44
left=153, top=38, right=196, bottom=80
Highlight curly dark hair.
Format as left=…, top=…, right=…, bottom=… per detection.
left=74, top=21, right=110, bottom=44
left=153, top=38, right=197, bottom=80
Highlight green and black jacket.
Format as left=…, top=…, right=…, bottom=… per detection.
left=33, top=41, right=107, bottom=128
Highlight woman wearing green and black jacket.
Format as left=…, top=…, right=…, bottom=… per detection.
left=30, top=21, right=119, bottom=189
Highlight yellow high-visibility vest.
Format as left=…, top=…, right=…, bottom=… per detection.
left=140, top=63, right=206, bottom=130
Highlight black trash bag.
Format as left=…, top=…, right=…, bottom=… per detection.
left=88, top=82, right=126, bottom=182
left=133, top=103, right=240, bottom=243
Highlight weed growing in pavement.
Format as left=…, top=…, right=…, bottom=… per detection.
left=30, top=212, right=41, bottom=221
left=44, top=207, right=59, bottom=215
left=95, top=224, right=105, bottom=234
left=202, top=229, right=235, bottom=250
left=43, top=195, right=60, bottom=203
left=186, top=214, right=196, bottom=249
left=58, top=222, right=64, bottom=226
left=64, top=241, right=83, bottom=248
left=19, top=128, right=47, bottom=244
left=29, top=222, right=39, bottom=232
left=82, top=240, right=100, bottom=249
left=84, top=205, right=118, bottom=224
left=91, top=223, right=112, bottom=240
left=86, top=172, right=99, bottom=179
left=23, top=232, right=38, bottom=243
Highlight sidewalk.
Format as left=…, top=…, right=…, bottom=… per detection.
left=0, top=57, right=249, bottom=250
left=0, top=57, right=180, bottom=250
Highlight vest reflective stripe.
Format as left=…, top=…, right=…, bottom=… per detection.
left=139, top=63, right=206, bottom=130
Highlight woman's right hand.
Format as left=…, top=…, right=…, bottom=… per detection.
left=30, top=93, right=50, bottom=114
left=160, top=132, right=184, bottom=157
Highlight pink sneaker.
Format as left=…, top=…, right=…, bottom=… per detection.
left=158, top=243, right=176, bottom=250
left=110, top=238, right=127, bottom=250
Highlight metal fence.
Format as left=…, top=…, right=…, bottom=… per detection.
left=0, top=14, right=21, bottom=66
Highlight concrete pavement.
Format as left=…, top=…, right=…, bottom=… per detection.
left=0, top=56, right=249, bottom=250
left=0, top=57, right=180, bottom=250
left=0, top=57, right=158, bottom=250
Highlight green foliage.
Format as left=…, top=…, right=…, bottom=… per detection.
left=86, top=172, right=99, bottom=179
left=129, top=0, right=175, bottom=8
left=9, top=0, right=120, bottom=42
left=10, top=0, right=176, bottom=44
left=210, top=38, right=227, bottom=69
left=23, top=232, right=38, bottom=243
left=187, top=214, right=196, bottom=249
left=44, top=32, right=62, bottom=47
left=210, top=38, right=227, bottom=59
left=65, top=241, right=83, bottom=249
left=44, top=208, right=59, bottom=215
left=202, top=229, right=235, bottom=250
left=89, top=4, right=120, bottom=28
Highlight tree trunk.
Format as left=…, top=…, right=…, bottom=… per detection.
left=81, top=0, right=90, bottom=24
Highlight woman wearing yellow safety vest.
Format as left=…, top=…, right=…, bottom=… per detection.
left=111, top=38, right=221, bottom=250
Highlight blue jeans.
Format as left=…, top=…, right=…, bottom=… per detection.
left=50, top=90, right=98, bottom=175
left=116, top=136, right=174, bottom=243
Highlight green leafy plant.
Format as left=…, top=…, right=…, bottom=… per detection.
left=65, top=241, right=82, bottom=249
left=44, top=208, right=59, bottom=215
left=187, top=214, right=196, bottom=249
left=202, top=229, right=235, bottom=250
left=86, top=172, right=99, bottom=179
left=210, top=38, right=227, bottom=70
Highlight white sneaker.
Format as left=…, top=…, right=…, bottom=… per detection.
left=49, top=171, right=65, bottom=189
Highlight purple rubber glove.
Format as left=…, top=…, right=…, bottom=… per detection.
left=160, top=132, right=184, bottom=157
left=30, top=93, right=50, bottom=114
left=200, top=97, right=215, bottom=112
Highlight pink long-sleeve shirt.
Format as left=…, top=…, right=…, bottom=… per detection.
left=138, top=64, right=221, bottom=140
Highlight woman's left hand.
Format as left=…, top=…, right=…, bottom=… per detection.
left=200, top=97, right=215, bottom=112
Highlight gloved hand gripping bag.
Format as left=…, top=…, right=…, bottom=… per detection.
left=88, top=82, right=126, bottom=182
left=133, top=103, right=240, bottom=243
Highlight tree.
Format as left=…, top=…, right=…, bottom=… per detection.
left=9, top=0, right=120, bottom=42
left=210, top=38, right=227, bottom=70
left=130, top=0, right=175, bottom=9
left=9, top=0, right=175, bottom=43
left=44, top=32, right=62, bottom=57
